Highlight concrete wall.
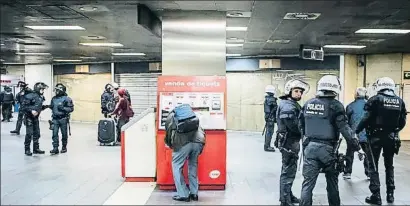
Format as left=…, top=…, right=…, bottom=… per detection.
left=365, top=53, right=403, bottom=87
left=343, top=54, right=358, bottom=106
left=4, top=65, right=25, bottom=78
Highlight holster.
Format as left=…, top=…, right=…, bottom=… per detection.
left=48, top=120, right=54, bottom=130
left=390, top=132, right=401, bottom=155
left=276, top=132, right=287, bottom=149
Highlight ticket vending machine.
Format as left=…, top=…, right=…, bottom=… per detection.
left=156, top=76, right=227, bottom=190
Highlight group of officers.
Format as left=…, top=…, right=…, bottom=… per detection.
left=3, top=81, right=74, bottom=156
left=263, top=75, right=405, bottom=206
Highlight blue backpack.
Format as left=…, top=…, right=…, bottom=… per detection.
left=173, top=104, right=199, bottom=133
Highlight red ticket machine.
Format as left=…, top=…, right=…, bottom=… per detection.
left=156, top=76, right=227, bottom=190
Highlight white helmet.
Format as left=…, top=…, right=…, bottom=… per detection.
left=284, top=79, right=310, bottom=94
left=317, top=75, right=341, bottom=94
left=355, top=87, right=367, bottom=97
left=265, top=85, right=275, bottom=94
left=112, top=82, right=119, bottom=89
left=375, top=77, right=395, bottom=92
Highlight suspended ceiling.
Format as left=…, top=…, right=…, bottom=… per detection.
left=1, top=0, right=410, bottom=64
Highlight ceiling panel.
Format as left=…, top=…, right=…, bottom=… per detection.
left=0, top=0, right=410, bottom=64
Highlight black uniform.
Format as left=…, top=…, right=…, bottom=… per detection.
left=49, top=84, right=74, bottom=154
left=22, top=82, right=48, bottom=156
left=10, top=86, right=30, bottom=135
left=1, top=86, right=15, bottom=121
left=299, top=91, right=359, bottom=206
left=264, top=93, right=277, bottom=151
left=276, top=97, right=302, bottom=205
left=101, top=84, right=115, bottom=118
left=355, top=90, right=406, bottom=204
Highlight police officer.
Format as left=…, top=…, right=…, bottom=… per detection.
left=344, top=87, right=369, bottom=180
left=355, top=77, right=406, bottom=205
left=299, top=75, right=360, bottom=206
left=275, top=79, right=309, bottom=206
left=0, top=86, right=15, bottom=122
left=101, top=83, right=115, bottom=118
left=49, top=83, right=74, bottom=155
left=10, top=81, right=30, bottom=135
left=263, top=85, right=277, bottom=152
left=22, top=82, right=48, bottom=156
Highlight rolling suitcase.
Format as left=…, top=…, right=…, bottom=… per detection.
left=98, top=117, right=117, bottom=146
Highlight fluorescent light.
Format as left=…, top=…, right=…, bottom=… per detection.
left=226, top=54, right=241, bottom=57
left=323, top=45, right=366, bottom=49
left=16, top=52, right=51, bottom=55
left=80, top=42, right=123, bottom=47
left=226, top=27, right=247, bottom=31
left=112, top=52, right=146, bottom=56
left=53, top=59, right=82, bottom=62
left=25, top=25, right=85, bottom=30
left=319, top=72, right=336, bottom=75
left=0, top=59, right=4, bottom=61
left=277, top=70, right=293, bottom=72
left=355, top=29, right=410, bottom=34
left=0, top=43, right=4, bottom=46
left=79, top=56, right=96, bottom=59
left=226, top=43, right=243, bottom=47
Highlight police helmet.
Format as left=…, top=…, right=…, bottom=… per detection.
left=17, top=81, right=28, bottom=88
left=55, top=83, right=66, bottom=93
left=375, top=77, right=395, bottom=92
left=355, top=87, right=367, bottom=97
left=105, top=83, right=113, bottom=92
left=317, top=75, right=341, bottom=94
left=265, top=85, right=275, bottom=94
left=284, top=79, right=310, bottom=95
left=112, top=82, right=119, bottom=90
left=4, top=86, right=11, bottom=92
left=33, top=82, right=48, bottom=93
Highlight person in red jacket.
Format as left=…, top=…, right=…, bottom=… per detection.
left=109, top=88, right=133, bottom=142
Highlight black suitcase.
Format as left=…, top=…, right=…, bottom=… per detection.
left=98, top=118, right=117, bottom=146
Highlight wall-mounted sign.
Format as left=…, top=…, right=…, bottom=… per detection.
left=404, top=71, right=410, bottom=79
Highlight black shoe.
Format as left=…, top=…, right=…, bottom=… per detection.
left=10, top=130, right=20, bottom=135
left=50, top=148, right=59, bottom=155
left=25, top=149, right=32, bottom=156
left=387, top=192, right=394, bottom=203
left=365, top=193, right=382, bottom=205
left=290, top=195, right=300, bottom=204
left=264, top=146, right=275, bottom=152
left=343, top=173, right=351, bottom=179
left=61, top=146, right=67, bottom=153
left=280, top=202, right=295, bottom=206
left=33, top=148, right=45, bottom=154
left=7, top=119, right=11, bottom=122
left=190, top=194, right=198, bottom=201
left=172, top=195, right=190, bottom=202
left=2, top=119, right=5, bottom=122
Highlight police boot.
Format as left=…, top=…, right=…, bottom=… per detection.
left=365, top=193, right=382, bottom=205
left=25, top=148, right=32, bottom=156
left=10, top=130, right=20, bottom=135
left=61, top=145, right=67, bottom=153
left=33, top=148, right=45, bottom=154
left=387, top=191, right=394, bottom=203
left=280, top=201, right=295, bottom=206
left=290, top=195, right=300, bottom=204
left=50, top=147, right=59, bottom=155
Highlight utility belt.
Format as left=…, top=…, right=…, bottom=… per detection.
left=303, top=136, right=337, bottom=148
left=52, top=115, right=69, bottom=120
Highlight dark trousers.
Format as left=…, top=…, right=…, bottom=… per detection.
left=14, top=110, right=25, bottom=132
left=345, top=141, right=369, bottom=175
left=24, top=116, right=41, bottom=150
left=366, top=135, right=396, bottom=194
left=116, top=118, right=129, bottom=142
left=52, top=118, right=69, bottom=148
left=280, top=138, right=300, bottom=203
left=264, top=121, right=275, bottom=148
left=300, top=142, right=340, bottom=206
left=2, top=103, right=12, bottom=120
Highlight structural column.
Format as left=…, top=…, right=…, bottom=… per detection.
left=25, top=64, right=53, bottom=121
left=161, top=11, right=226, bottom=75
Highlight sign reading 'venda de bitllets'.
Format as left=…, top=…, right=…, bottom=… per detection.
left=157, top=76, right=227, bottom=130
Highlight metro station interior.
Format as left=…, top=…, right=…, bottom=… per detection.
left=1, top=0, right=410, bottom=205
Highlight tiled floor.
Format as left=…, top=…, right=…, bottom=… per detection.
left=2, top=114, right=410, bottom=205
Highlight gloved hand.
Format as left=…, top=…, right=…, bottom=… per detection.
left=394, top=134, right=401, bottom=155
left=351, top=136, right=361, bottom=152
left=274, top=137, right=279, bottom=148
left=357, top=148, right=365, bottom=161
left=57, top=105, right=64, bottom=111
